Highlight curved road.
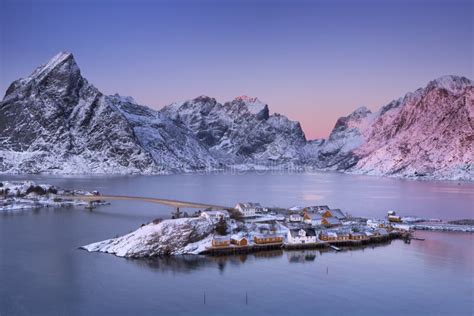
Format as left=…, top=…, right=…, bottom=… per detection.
left=63, top=194, right=234, bottom=210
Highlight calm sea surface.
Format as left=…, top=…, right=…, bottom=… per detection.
left=1, top=172, right=473, bottom=315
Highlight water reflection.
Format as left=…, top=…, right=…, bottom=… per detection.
left=127, top=241, right=401, bottom=274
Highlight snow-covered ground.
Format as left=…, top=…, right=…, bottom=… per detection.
left=0, top=180, right=108, bottom=211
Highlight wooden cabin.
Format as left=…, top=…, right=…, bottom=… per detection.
left=253, top=234, right=284, bottom=245
left=350, top=232, right=368, bottom=241
left=211, top=236, right=230, bottom=248
left=319, top=231, right=338, bottom=241
left=336, top=232, right=350, bottom=241
left=231, top=235, right=248, bottom=246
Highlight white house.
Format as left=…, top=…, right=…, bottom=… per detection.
left=287, top=228, right=318, bottom=245
left=235, top=202, right=266, bottom=217
left=288, top=213, right=303, bottom=222
left=200, top=210, right=230, bottom=221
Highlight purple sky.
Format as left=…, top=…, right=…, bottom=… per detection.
left=1, top=0, right=472, bottom=139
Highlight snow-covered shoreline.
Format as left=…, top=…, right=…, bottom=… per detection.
left=0, top=180, right=108, bottom=212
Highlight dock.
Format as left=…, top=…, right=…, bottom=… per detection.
left=329, top=245, right=341, bottom=251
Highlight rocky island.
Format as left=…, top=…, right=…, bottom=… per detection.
left=81, top=202, right=474, bottom=259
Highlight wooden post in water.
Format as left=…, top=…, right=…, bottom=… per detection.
left=204, top=291, right=206, bottom=305
left=245, top=291, right=248, bottom=305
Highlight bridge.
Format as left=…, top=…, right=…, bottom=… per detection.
left=62, top=194, right=234, bottom=211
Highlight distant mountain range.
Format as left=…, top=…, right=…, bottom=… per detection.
left=1, top=52, right=472, bottom=180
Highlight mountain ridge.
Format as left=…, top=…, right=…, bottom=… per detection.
left=1, top=52, right=472, bottom=180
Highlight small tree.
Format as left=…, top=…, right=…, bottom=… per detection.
left=215, top=216, right=228, bottom=235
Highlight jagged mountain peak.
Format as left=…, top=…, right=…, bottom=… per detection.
left=29, top=51, right=76, bottom=80
left=230, top=95, right=268, bottom=116
left=1, top=51, right=472, bottom=180
left=427, top=75, right=473, bottom=94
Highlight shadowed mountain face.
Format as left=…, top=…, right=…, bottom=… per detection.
left=1, top=52, right=472, bottom=180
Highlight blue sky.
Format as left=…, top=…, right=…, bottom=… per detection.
left=1, top=0, right=472, bottom=138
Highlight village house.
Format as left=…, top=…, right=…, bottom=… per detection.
left=235, top=202, right=267, bottom=217
left=350, top=232, right=368, bottom=241
left=367, top=219, right=386, bottom=228
left=336, top=231, right=350, bottom=241
left=321, top=216, right=341, bottom=227
left=230, top=234, right=248, bottom=246
left=211, top=236, right=230, bottom=248
left=253, top=234, right=284, bottom=245
left=287, top=228, right=318, bottom=245
left=364, top=231, right=374, bottom=238
left=303, top=212, right=323, bottom=225
left=319, top=231, right=338, bottom=241
left=373, top=228, right=389, bottom=237
left=288, top=213, right=303, bottom=222
left=200, top=210, right=230, bottom=221
left=387, top=210, right=402, bottom=222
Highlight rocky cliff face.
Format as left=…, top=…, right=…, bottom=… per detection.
left=318, top=76, right=473, bottom=180
left=1, top=52, right=472, bottom=180
left=160, top=95, right=307, bottom=166
left=0, top=52, right=157, bottom=174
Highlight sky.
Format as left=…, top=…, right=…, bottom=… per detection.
left=0, top=0, right=472, bottom=139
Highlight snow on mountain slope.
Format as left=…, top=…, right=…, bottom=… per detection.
left=110, top=95, right=218, bottom=171
left=160, top=95, right=306, bottom=165
left=0, top=52, right=158, bottom=174
left=319, top=75, right=473, bottom=180
left=0, top=52, right=472, bottom=180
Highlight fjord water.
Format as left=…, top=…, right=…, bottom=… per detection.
left=1, top=172, right=473, bottom=315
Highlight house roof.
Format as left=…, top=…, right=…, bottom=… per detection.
left=321, top=231, right=338, bottom=238
left=330, top=209, right=346, bottom=219
left=231, top=233, right=247, bottom=241
left=306, top=205, right=330, bottom=212
left=306, top=213, right=322, bottom=220
left=289, top=206, right=303, bottom=211
left=289, top=228, right=317, bottom=237
left=202, top=210, right=229, bottom=216
left=255, top=233, right=283, bottom=238
left=377, top=228, right=389, bottom=235
left=213, top=236, right=230, bottom=242
left=324, top=217, right=341, bottom=224
left=236, top=202, right=263, bottom=209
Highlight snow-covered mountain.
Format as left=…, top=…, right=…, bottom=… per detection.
left=160, top=95, right=306, bottom=166
left=316, top=75, right=473, bottom=180
left=0, top=52, right=305, bottom=174
left=0, top=52, right=472, bottom=180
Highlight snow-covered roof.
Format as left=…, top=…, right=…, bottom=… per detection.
left=321, top=231, right=338, bottom=238
left=236, top=202, right=263, bottom=209
left=289, top=206, right=303, bottom=211
left=330, top=209, right=346, bottom=219
left=213, top=236, right=230, bottom=242
left=230, top=233, right=247, bottom=241
left=201, top=210, right=229, bottom=216
left=306, top=213, right=323, bottom=220
left=289, top=228, right=317, bottom=237
left=306, top=205, right=330, bottom=212
left=324, top=217, right=341, bottom=225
